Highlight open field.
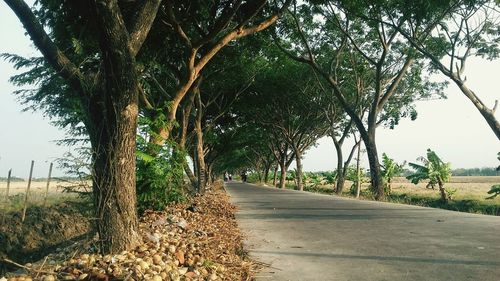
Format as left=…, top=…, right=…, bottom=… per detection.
left=280, top=176, right=500, bottom=215
left=0, top=180, right=90, bottom=213
left=389, top=176, right=500, bottom=202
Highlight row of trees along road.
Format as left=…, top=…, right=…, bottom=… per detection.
left=4, top=0, right=500, bottom=254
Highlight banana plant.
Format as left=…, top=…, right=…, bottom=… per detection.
left=407, top=149, right=452, bottom=203
left=381, top=153, right=405, bottom=193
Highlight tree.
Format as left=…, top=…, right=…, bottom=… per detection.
left=240, top=53, right=329, bottom=191
left=274, top=1, right=445, bottom=199
left=407, top=149, right=452, bottom=203
left=143, top=0, right=293, bottom=151
left=4, top=0, right=161, bottom=253
left=378, top=0, right=500, bottom=139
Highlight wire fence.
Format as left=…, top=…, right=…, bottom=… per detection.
left=0, top=160, right=90, bottom=222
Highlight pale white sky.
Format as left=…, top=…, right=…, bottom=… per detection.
left=1, top=2, right=499, bottom=178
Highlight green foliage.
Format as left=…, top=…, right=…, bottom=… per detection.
left=136, top=138, right=186, bottom=214
left=303, top=172, right=323, bottom=189
left=55, top=148, right=92, bottom=198
left=321, top=171, right=337, bottom=185
left=487, top=184, right=500, bottom=200
left=407, top=149, right=452, bottom=186
left=381, top=153, right=405, bottom=192
left=345, top=166, right=369, bottom=195
left=387, top=193, right=500, bottom=216
left=286, top=170, right=297, bottom=182
left=451, top=167, right=499, bottom=176
left=407, top=149, right=452, bottom=202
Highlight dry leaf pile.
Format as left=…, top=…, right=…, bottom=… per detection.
left=1, top=183, right=254, bottom=281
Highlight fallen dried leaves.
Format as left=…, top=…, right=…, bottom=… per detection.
left=1, top=182, right=255, bottom=281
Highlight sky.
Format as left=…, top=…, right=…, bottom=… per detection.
left=0, top=3, right=499, bottom=178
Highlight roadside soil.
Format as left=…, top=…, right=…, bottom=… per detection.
left=0, top=201, right=92, bottom=274
left=1, top=182, right=255, bottom=280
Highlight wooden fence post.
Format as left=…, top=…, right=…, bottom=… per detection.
left=5, top=169, right=12, bottom=201
left=43, top=162, right=53, bottom=206
left=21, top=160, right=34, bottom=222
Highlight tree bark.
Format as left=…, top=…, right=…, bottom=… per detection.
left=86, top=0, right=147, bottom=253
left=4, top=0, right=161, bottom=253
left=279, top=156, right=287, bottom=189
left=263, top=163, right=271, bottom=183
left=360, top=130, right=384, bottom=200
left=355, top=141, right=362, bottom=199
left=273, top=165, right=278, bottom=187
left=332, top=136, right=345, bottom=194
left=295, top=149, right=304, bottom=191
left=195, top=91, right=206, bottom=193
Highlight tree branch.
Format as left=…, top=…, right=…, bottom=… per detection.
left=4, top=0, right=85, bottom=95
left=127, top=0, right=162, bottom=57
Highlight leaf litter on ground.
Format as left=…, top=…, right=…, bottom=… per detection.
left=1, top=182, right=258, bottom=281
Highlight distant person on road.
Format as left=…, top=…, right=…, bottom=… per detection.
left=241, top=171, right=247, bottom=182
left=229, top=174, right=232, bottom=181
left=224, top=171, right=229, bottom=182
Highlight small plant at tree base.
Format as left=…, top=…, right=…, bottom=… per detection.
left=381, top=153, right=405, bottom=194
left=345, top=166, right=369, bottom=196
left=321, top=171, right=337, bottom=189
left=407, top=149, right=452, bottom=204
left=136, top=138, right=186, bottom=214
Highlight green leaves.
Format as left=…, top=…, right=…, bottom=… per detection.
left=406, top=148, right=452, bottom=186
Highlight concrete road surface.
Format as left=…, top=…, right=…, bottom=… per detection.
left=225, top=182, right=500, bottom=281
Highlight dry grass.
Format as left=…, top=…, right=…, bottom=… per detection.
left=389, top=176, right=500, bottom=203
left=0, top=180, right=90, bottom=213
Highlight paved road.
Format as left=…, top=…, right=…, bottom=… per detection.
left=225, top=182, right=500, bottom=281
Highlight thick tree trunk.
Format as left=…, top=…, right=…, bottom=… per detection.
left=88, top=70, right=140, bottom=254
left=359, top=130, right=384, bottom=200
left=279, top=160, right=287, bottom=189
left=90, top=123, right=140, bottom=253
left=332, top=137, right=344, bottom=194
left=263, top=164, right=270, bottom=183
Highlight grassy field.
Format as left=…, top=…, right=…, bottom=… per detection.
left=289, top=176, right=500, bottom=216
left=0, top=180, right=90, bottom=213
left=389, top=176, right=500, bottom=201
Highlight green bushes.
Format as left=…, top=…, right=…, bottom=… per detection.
left=136, top=140, right=186, bottom=214
left=387, top=193, right=500, bottom=216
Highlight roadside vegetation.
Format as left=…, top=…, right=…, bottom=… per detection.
left=246, top=170, right=500, bottom=216
left=1, top=0, right=500, bottom=279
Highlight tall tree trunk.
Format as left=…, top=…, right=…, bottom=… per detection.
left=279, top=158, right=287, bottom=189
left=358, top=128, right=384, bottom=200
left=355, top=141, right=362, bottom=199
left=206, top=163, right=213, bottom=184
left=332, top=136, right=345, bottom=194
left=273, top=165, right=278, bottom=187
left=88, top=63, right=140, bottom=254
left=195, top=92, right=206, bottom=194
left=295, top=149, right=304, bottom=191
left=263, top=163, right=270, bottom=183
left=4, top=0, right=162, bottom=254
